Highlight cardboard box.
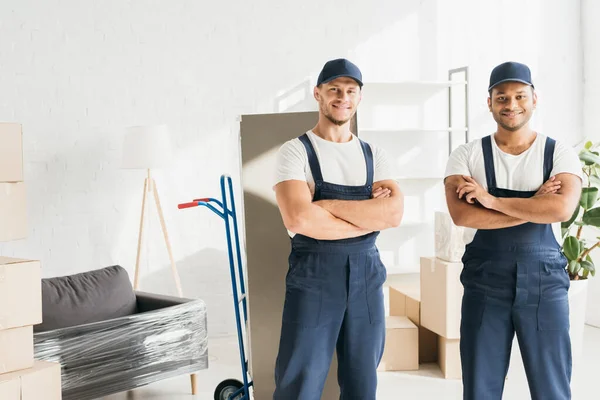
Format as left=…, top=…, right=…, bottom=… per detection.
left=378, top=316, right=419, bottom=371
left=0, top=326, right=34, bottom=374
left=0, top=377, right=20, bottom=399
left=435, top=211, right=467, bottom=262
left=0, top=257, right=42, bottom=330
left=389, top=286, right=438, bottom=363
left=420, top=257, right=463, bottom=339
left=0, top=123, right=23, bottom=183
left=0, top=183, right=27, bottom=241
left=0, top=360, right=62, bottom=400
left=438, top=336, right=461, bottom=380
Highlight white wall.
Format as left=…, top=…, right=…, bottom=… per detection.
left=0, top=0, right=583, bottom=336
left=582, top=0, right=600, bottom=327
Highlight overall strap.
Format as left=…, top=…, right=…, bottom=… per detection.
left=543, top=136, right=556, bottom=182
left=358, top=138, right=375, bottom=187
left=482, top=135, right=497, bottom=189
left=298, top=134, right=324, bottom=182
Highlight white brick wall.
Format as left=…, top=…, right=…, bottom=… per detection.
left=0, top=0, right=583, bottom=336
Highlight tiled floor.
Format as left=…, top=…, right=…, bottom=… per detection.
left=102, top=325, right=600, bottom=399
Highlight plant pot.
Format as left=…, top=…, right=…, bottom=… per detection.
left=568, top=278, right=589, bottom=362
left=585, top=275, right=600, bottom=327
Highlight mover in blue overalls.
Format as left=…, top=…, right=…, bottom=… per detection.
left=272, top=59, right=404, bottom=399
left=444, top=62, right=582, bottom=399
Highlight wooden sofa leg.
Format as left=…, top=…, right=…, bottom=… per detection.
left=191, top=373, right=198, bottom=395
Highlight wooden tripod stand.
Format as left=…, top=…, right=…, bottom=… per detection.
left=133, top=169, right=183, bottom=297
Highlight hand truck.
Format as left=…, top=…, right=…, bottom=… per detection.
left=178, top=174, right=253, bottom=400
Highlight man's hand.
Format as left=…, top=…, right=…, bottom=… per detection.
left=312, top=179, right=403, bottom=231
left=535, top=176, right=561, bottom=196
left=457, top=176, right=496, bottom=209
left=372, top=186, right=391, bottom=199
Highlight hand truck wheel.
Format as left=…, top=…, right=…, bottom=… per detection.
left=214, top=379, right=244, bottom=400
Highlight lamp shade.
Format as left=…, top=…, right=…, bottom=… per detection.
left=121, top=125, right=173, bottom=169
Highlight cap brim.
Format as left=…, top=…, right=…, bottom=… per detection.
left=319, top=74, right=363, bottom=87
left=488, top=78, right=534, bottom=91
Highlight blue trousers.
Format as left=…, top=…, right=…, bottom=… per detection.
left=460, top=253, right=572, bottom=400
left=273, top=243, right=386, bottom=400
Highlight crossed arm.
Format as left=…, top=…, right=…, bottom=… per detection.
left=275, top=179, right=404, bottom=240
left=445, top=173, right=581, bottom=229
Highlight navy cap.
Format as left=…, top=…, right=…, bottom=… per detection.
left=488, top=61, right=534, bottom=92
left=317, top=58, right=363, bottom=87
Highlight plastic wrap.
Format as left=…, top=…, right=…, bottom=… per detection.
left=33, top=298, right=208, bottom=400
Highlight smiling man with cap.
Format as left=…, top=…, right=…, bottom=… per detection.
left=444, top=61, right=582, bottom=399
left=271, top=58, right=404, bottom=399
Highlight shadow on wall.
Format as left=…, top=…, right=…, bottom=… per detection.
left=138, top=247, right=235, bottom=337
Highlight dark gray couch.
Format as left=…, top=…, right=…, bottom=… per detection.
left=32, top=265, right=208, bottom=400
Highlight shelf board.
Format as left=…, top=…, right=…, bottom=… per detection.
left=360, top=127, right=468, bottom=134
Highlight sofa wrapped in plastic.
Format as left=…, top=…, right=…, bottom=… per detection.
left=32, top=266, right=208, bottom=400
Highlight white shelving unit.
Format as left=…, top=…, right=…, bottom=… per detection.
left=358, top=67, right=469, bottom=275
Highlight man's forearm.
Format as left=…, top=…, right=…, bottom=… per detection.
left=315, top=198, right=403, bottom=231
left=290, top=204, right=372, bottom=240
left=452, top=202, right=527, bottom=229
left=490, top=195, right=571, bottom=224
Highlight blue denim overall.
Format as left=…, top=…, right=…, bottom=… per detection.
left=460, top=135, right=572, bottom=400
left=273, top=133, right=387, bottom=400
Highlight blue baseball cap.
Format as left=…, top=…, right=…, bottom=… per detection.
left=317, top=58, right=363, bottom=87
left=488, top=61, right=534, bottom=92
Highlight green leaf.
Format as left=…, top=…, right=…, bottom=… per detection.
left=581, top=187, right=599, bottom=209
left=581, top=260, right=594, bottom=272
left=590, top=175, right=600, bottom=187
left=583, top=269, right=590, bottom=278
left=563, top=236, right=582, bottom=260
left=584, top=256, right=597, bottom=278
left=568, top=260, right=581, bottom=275
left=582, top=208, right=600, bottom=227
left=585, top=141, right=593, bottom=150
left=580, top=150, right=600, bottom=166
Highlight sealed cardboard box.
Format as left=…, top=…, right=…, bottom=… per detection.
left=389, top=286, right=438, bottom=363
left=0, top=183, right=27, bottom=241
left=378, top=316, right=418, bottom=371
left=0, top=257, right=42, bottom=330
left=435, top=211, right=468, bottom=263
left=438, top=336, right=461, bottom=380
left=0, top=326, right=34, bottom=374
left=0, top=360, right=62, bottom=400
left=0, top=123, right=23, bottom=183
left=420, top=257, right=463, bottom=339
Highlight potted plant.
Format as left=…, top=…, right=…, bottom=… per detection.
left=561, top=140, right=599, bottom=280
left=560, top=140, right=599, bottom=361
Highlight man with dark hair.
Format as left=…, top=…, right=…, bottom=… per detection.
left=444, top=61, right=582, bottom=399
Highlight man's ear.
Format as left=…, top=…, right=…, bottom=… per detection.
left=532, top=89, right=538, bottom=109
left=487, top=96, right=492, bottom=112
left=314, top=86, right=320, bottom=101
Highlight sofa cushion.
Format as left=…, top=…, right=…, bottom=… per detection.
left=35, top=265, right=138, bottom=332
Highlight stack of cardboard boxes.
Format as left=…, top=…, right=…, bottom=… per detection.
left=420, top=211, right=466, bottom=379
left=378, top=211, right=466, bottom=380
left=0, top=123, right=62, bottom=399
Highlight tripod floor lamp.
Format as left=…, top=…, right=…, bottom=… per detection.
left=121, top=125, right=183, bottom=297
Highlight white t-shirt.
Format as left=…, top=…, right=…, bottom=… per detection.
left=444, top=133, right=583, bottom=244
left=274, top=130, right=396, bottom=236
